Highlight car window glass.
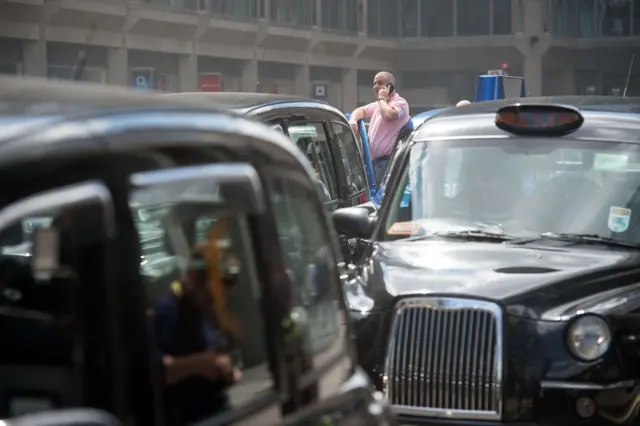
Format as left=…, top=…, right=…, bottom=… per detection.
left=130, top=182, right=274, bottom=425
left=287, top=123, right=338, bottom=201
left=384, top=139, right=640, bottom=242
left=330, top=123, right=367, bottom=195
left=267, top=177, right=345, bottom=366
left=0, top=202, right=109, bottom=418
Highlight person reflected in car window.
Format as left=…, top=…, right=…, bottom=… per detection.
left=153, top=242, right=242, bottom=425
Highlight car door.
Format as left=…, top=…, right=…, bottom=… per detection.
left=0, top=181, right=120, bottom=419
left=127, top=162, right=287, bottom=426
left=263, top=168, right=396, bottom=425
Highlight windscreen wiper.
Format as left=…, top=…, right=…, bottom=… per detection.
left=431, top=229, right=515, bottom=242
left=538, top=232, right=640, bottom=249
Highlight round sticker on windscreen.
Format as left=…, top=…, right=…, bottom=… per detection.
left=608, top=206, right=631, bottom=233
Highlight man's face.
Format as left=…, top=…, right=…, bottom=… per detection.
left=373, top=73, right=389, bottom=97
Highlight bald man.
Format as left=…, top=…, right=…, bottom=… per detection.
left=456, top=100, right=471, bottom=107
left=348, top=71, right=410, bottom=188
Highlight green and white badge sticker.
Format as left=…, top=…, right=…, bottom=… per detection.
left=608, top=206, right=632, bottom=233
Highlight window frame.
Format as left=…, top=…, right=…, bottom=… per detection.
left=327, top=121, right=369, bottom=200
left=279, top=118, right=342, bottom=208
left=261, top=166, right=354, bottom=390
left=127, top=163, right=288, bottom=426
left=0, top=180, right=121, bottom=417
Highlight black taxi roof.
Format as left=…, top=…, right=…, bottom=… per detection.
left=0, top=76, right=312, bottom=172
left=414, top=96, right=640, bottom=144
left=0, top=76, right=230, bottom=116
left=162, top=92, right=325, bottom=112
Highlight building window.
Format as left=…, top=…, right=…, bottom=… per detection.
left=420, top=0, right=454, bottom=36
left=146, top=0, right=198, bottom=11
left=0, top=62, right=22, bottom=75
left=380, top=0, right=400, bottom=37
left=634, top=0, right=640, bottom=35
left=598, top=0, right=631, bottom=36
left=270, top=0, right=314, bottom=27
left=550, top=0, right=617, bottom=37
left=210, top=0, right=258, bottom=19
left=401, top=0, right=419, bottom=36
left=321, top=0, right=358, bottom=33
left=579, top=0, right=597, bottom=37
left=457, top=0, right=491, bottom=35
left=493, top=0, right=512, bottom=34
left=48, top=65, right=105, bottom=83
left=367, top=0, right=381, bottom=35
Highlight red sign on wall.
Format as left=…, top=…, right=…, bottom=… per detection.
left=199, top=73, right=222, bottom=92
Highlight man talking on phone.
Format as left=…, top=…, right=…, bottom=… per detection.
left=348, top=71, right=410, bottom=187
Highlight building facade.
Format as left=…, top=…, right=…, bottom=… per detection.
left=1, top=0, right=638, bottom=111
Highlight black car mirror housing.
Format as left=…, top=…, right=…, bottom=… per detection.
left=333, top=207, right=375, bottom=239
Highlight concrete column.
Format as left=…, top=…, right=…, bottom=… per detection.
left=359, top=0, right=367, bottom=34
left=107, top=47, right=128, bottom=86
left=179, top=53, right=198, bottom=92
left=294, top=64, right=310, bottom=97
left=513, top=0, right=550, bottom=96
left=241, top=58, right=258, bottom=92
left=341, top=68, right=358, bottom=112
left=22, top=39, right=47, bottom=77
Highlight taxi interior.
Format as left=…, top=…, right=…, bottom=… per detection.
left=387, top=106, right=640, bottom=242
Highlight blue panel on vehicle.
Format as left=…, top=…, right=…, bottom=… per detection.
left=475, top=75, right=526, bottom=102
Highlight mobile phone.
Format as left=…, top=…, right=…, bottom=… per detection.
left=387, top=83, right=395, bottom=94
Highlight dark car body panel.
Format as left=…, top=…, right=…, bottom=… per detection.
left=0, top=77, right=395, bottom=426
left=163, top=92, right=371, bottom=211
left=346, top=96, right=640, bottom=426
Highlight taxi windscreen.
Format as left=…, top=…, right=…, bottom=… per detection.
left=382, top=138, right=640, bottom=243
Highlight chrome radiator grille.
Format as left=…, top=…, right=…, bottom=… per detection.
left=384, top=297, right=503, bottom=420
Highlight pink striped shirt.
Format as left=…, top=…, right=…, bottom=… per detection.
left=364, top=93, right=410, bottom=159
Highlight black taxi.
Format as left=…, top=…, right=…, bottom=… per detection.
left=162, top=93, right=370, bottom=211
left=332, top=97, right=640, bottom=425
left=0, top=76, right=395, bottom=426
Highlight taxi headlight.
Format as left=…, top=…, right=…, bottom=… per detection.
left=566, top=315, right=611, bottom=361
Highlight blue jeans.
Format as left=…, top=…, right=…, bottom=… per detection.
left=373, top=157, right=390, bottom=190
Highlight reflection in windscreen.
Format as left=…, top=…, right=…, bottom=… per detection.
left=1, top=216, right=54, bottom=257
left=131, top=180, right=224, bottom=278
left=384, top=138, right=640, bottom=243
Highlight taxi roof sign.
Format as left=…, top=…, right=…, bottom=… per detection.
left=495, top=104, right=584, bottom=136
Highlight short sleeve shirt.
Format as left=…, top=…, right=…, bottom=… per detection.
left=363, top=94, right=410, bottom=159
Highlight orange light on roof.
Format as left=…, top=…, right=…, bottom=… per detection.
left=495, top=104, right=584, bottom=135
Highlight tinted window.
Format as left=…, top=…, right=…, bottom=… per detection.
left=267, top=177, right=345, bottom=363
left=131, top=180, right=275, bottom=425
left=330, top=123, right=367, bottom=196
left=287, top=122, right=338, bottom=201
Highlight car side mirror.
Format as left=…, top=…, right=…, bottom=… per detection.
left=3, top=408, right=121, bottom=426
left=333, top=207, right=375, bottom=239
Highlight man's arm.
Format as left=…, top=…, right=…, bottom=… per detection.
left=349, top=103, right=375, bottom=122
left=379, top=96, right=409, bottom=122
